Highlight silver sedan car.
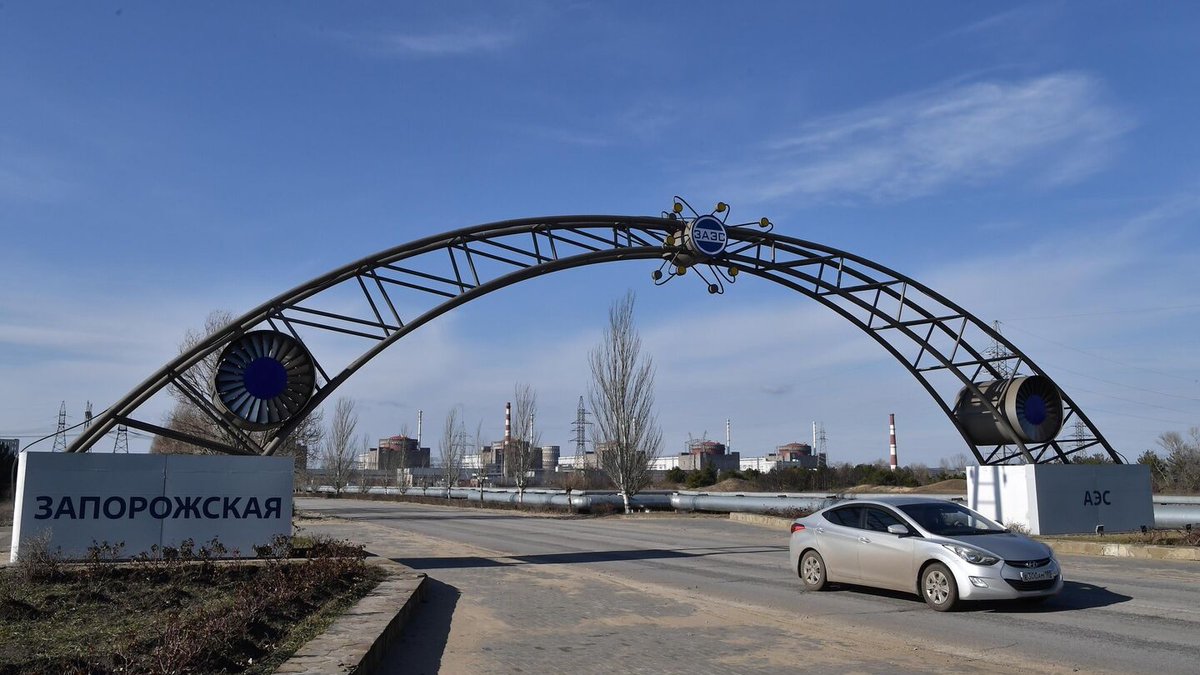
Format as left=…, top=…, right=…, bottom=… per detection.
left=788, top=496, right=1062, bottom=611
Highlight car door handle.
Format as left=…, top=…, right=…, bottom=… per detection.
left=859, top=536, right=871, bottom=543
left=816, top=527, right=825, bottom=533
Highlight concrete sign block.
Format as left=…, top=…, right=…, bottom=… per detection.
left=10, top=451, right=293, bottom=561
left=969, top=463, right=1154, bottom=535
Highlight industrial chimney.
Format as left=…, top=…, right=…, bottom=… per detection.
left=889, top=413, right=898, bottom=471
left=504, top=401, right=512, bottom=445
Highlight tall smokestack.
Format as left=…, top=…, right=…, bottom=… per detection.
left=725, top=418, right=731, bottom=452
left=504, top=401, right=512, bottom=444
left=812, top=421, right=817, bottom=449
left=889, top=413, right=898, bottom=471
left=417, top=410, right=423, bottom=446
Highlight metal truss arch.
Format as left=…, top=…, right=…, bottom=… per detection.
left=67, top=215, right=1120, bottom=465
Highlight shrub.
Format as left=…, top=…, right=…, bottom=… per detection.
left=14, top=530, right=64, bottom=584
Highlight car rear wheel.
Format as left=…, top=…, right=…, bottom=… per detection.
left=921, top=562, right=959, bottom=611
left=799, top=550, right=828, bottom=591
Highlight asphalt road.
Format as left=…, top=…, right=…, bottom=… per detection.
left=296, top=498, right=1199, bottom=675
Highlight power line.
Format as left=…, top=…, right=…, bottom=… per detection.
left=1060, top=381, right=1198, bottom=417
left=1040, top=359, right=1200, bottom=404
left=1082, top=405, right=1195, bottom=428
left=1003, top=303, right=1200, bottom=322
left=1002, top=322, right=1200, bottom=386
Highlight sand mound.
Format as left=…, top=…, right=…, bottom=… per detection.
left=706, top=478, right=759, bottom=492
left=908, top=479, right=967, bottom=494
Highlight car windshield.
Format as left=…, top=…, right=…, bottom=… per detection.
left=897, top=502, right=1006, bottom=536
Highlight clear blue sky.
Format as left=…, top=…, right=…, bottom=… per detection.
left=2, top=2, right=1198, bottom=465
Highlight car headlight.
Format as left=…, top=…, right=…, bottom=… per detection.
left=943, top=544, right=999, bottom=566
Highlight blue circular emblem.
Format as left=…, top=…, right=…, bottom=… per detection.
left=1023, top=393, right=1047, bottom=426
left=243, top=357, right=289, bottom=399
left=214, top=330, right=316, bottom=430
left=689, top=215, right=727, bottom=257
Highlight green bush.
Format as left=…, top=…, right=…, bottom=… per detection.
left=684, top=465, right=718, bottom=489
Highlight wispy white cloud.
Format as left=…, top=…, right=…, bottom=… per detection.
left=939, top=3, right=1061, bottom=42
left=726, top=72, right=1132, bottom=202
left=344, top=26, right=520, bottom=58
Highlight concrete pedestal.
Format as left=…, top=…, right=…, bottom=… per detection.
left=968, top=463, right=1154, bottom=535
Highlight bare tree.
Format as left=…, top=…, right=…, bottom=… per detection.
left=508, top=383, right=542, bottom=503
left=439, top=407, right=468, bottom=492
left=938, top=453, right=971, bottom=474
left=395, top=422, right=411, bottom=494
left=1156, top=428, right=1200, bottom=492
left=321, top=398, right=359, bottom=495
left=588, top=291, right=662, bottom=514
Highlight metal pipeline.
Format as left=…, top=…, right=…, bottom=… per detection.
left=667, top=491, right=1200, bottom=529
left=313, top=486, right=1200, bottom=528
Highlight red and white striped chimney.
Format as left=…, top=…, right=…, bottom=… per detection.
left=889, top=413, right=898, bottom=471
left=504, top=401, right=512, bottom=444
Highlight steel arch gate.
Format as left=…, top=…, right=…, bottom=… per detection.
left=67, top=214, right=1120, bottom=465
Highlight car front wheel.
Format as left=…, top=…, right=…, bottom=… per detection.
left=799, top=550, right=828, bottom=591
left=921, top=562, right=959, bottom=611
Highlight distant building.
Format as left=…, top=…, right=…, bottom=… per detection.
left=365, top=435, right=430, bottom=471
left=739, top=442, right=826, bottom=472
left=677, top=439, right=740, bottom=472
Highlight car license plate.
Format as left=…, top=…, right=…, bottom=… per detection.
left=1020, top=569, right=1054, bottom=582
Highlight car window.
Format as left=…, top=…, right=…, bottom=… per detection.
left=864, top=507, right=906, bottom=533
left=822, top=506, right=863, bottom=528
left=897, top=502, right=1006, bottom=536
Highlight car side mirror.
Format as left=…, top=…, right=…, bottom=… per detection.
left=887, top=524, right=910, bottom=536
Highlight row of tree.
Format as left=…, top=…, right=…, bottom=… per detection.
left=1138, top=429, right=1200, bottom=493
left=152, top=292, right=665, bottom=513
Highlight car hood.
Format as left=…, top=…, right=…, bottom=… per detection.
left=937, top=533, right=1052, bottom=561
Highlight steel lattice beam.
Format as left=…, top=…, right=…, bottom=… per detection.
left=67, top=216, right=1120, bottom=465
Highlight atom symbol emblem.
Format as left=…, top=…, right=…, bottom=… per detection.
left=652, top=196, right=773, bottom=294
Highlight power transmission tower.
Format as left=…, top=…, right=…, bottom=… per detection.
left=1073, top=418, right=1088, bottom=450
left=113, top=424, right=129, bottom=453
left=52, top=401, right=68, bottom=452
left=986, top=320, right=1014, bottom=379
left=84, top=401, right=94, bottom=428
left=570, top=395, right=591, bottom=470
left=815, top=422, right=828, bottom=469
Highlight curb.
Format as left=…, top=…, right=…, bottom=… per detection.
left=730, top=512, right=793, bottom=530
left=727, top=513, right=1200, bottom=561
left=277, top=558, right=427, bottom=674
left=1040, top=539, right=1200, bottom=561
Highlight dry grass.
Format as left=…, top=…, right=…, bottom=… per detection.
left=0, top=537, right=384, bottom=674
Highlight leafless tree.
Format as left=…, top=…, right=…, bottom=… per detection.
left=394, top=422, right=411, bottom=494
left=321, top=398, right=359, bottom=495
left=938, top=453, right=971, bottom=474
left=439, top=407, right=468, bottom=492
left=588, top=291, right=662, bottom=514
left=508, top=383, right=542, bottom=503
left=1154, top=427, right=1200, bottom=492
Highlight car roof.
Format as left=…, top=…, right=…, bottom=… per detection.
left=826, top=496, right=962, bottom=508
